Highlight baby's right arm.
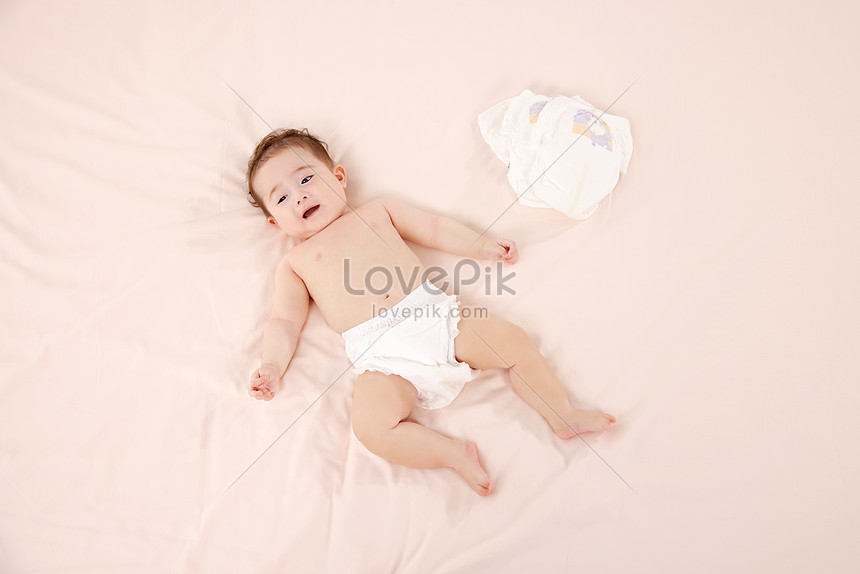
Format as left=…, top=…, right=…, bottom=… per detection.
left=249, top=257, right=309, bottom=401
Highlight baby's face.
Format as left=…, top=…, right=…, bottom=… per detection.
left=254, top=147, right=348, bottom=240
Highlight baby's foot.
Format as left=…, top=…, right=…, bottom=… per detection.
left=551, top=408, right=616, bottom=440
left=451, top=442, right=494, bottom=496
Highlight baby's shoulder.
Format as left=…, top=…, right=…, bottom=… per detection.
left=349, top=198, right=393, bottom=227
left=355, top=196, right=408, bottom=224
left=354, top=197, right=387, bottom=216
left=278, top=250, right=300, bottom=275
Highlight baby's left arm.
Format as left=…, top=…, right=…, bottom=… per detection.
left=380, top=198, right=518, bottom=263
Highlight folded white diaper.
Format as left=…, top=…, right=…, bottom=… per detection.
left=478, top=89, right=633, bottom=219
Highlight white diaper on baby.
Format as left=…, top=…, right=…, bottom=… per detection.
left=342, top=281, right=479, bottom=410
left=478, top=89, right=633, bottom=220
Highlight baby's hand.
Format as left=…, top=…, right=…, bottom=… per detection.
left=479, top=237, right=519, bottom=264
left=249, top=363, right=280, bottom=401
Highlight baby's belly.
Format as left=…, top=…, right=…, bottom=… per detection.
left=309, top=261, right=430, bottom=334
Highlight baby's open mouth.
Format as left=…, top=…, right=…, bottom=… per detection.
left=302, top=205, right=320, bottom=219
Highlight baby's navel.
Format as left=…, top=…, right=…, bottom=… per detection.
left=313, top=252, right=322, bottom=262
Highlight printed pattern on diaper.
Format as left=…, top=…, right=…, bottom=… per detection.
left=528, top=100, right=549, bottom=124
left=571, top=110, right=613, bottom=151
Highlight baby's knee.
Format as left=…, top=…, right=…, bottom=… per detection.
left=505, top=321, right=531, bottom=345
left=351, top=406, right=393, bottom=450
left=496, top=320, right=533, bottom=357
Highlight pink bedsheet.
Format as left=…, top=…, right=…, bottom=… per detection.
left=2, top=1, right=858, bottom=572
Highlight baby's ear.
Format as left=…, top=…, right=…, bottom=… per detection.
left=267, top=217, right=277, bottom=226
left=334, top=164, right=347, bottom=187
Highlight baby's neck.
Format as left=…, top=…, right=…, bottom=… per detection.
left=293, top=209, right=351, bottom=242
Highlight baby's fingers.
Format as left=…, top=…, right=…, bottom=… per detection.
left=249, top=374, right=272, bottom=397
left=491, top=247, right=508, bottom=260
left=497, top=239, right=518, bottom=263
left=503, top=243, right=519, bottom=263
left=483, top=243, right=507, bottom=260
left=249, top=385, right=274, bottom=400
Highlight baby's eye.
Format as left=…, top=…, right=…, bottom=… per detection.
left=301, top=175, right=313, bottom=185
left=277, top=195, right=287, bottom=204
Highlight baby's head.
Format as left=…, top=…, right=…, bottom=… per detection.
left=246, top=128, right=348, bottom=240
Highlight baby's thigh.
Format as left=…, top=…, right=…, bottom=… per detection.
left=454, top=306, right=530, bottom=369
left=352, top=371, right=418, bottom=431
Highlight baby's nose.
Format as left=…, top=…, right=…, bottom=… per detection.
left=296, top=194, right=307, bottom=205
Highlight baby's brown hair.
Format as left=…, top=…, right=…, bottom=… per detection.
left=246, top=128, right=335, bottom=218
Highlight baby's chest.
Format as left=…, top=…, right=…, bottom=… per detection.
left=293, top=218, right=397, bottom=275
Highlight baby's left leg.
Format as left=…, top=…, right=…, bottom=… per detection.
left=352, top=370, right=494, bottom=496
left=454, top=308, right=615, bottom=438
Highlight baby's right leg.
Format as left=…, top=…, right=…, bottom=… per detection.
left=351, top=371, right=493, bottom=496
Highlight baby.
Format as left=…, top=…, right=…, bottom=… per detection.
left=246, top=128, right=615, bottom=496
